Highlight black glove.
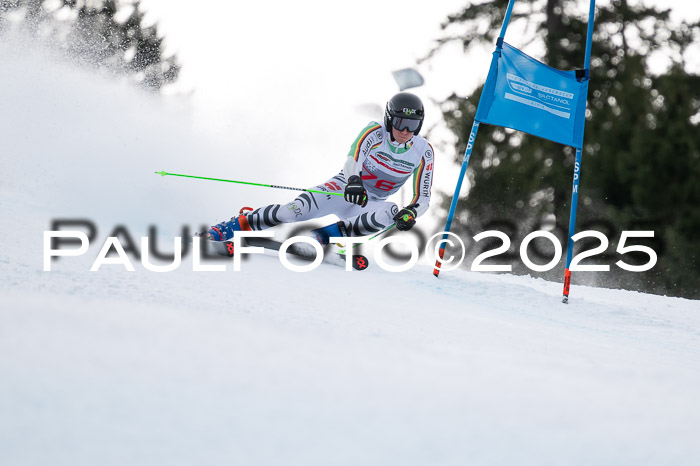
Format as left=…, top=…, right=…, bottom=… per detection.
left=393, top=205, right=418, bottom=231
left=344, top=175, right=368, bottom=207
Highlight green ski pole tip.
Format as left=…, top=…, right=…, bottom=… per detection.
left=155, top=170, right=168, bottom=176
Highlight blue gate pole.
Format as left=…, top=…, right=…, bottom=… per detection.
left=562, top=147, right=583, bottom=303
left=433, top=0, right=516, bottom=278
left=562, top=0, right=595, bottom=302
left=433, top=121, right=480, bottom=277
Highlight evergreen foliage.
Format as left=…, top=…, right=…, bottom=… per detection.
left=0, top=0, right=179, bottom=92
left=429, top=0, right=699, bottom=298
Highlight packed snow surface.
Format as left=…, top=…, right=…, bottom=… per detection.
left=1, top=44, right=699, bottom=466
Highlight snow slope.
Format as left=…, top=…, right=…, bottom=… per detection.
left=1, top=43, right=700, bottom=466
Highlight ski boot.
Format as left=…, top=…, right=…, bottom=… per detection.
left=311, top=221, right=348, bottom=245
left=206, top=213, right=252, bottom=241
left=311, top=221, right=369, bottom=271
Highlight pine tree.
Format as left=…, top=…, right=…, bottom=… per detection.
left=0, top=0, right=179, bottom=92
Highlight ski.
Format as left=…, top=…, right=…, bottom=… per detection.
left=244, top=237, right=369, bottom=271
left=193, top=235, right=369, bottom=271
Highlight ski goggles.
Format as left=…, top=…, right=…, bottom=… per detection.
left=391, top=116, right=421, bottom=133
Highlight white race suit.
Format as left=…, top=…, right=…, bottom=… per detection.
left=243, top=121, right=434, bottom=236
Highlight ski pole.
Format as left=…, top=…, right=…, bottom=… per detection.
left=155, top=170, right=344, bottom=197
left=364, top=224, right=395, bottom=243
left=339, top=224, right=396, bottom=251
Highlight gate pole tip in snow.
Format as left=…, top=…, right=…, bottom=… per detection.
left=562, top=269, right=572, bottom=304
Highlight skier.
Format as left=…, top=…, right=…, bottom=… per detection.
left=204, top=92, right=435, bottom=245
